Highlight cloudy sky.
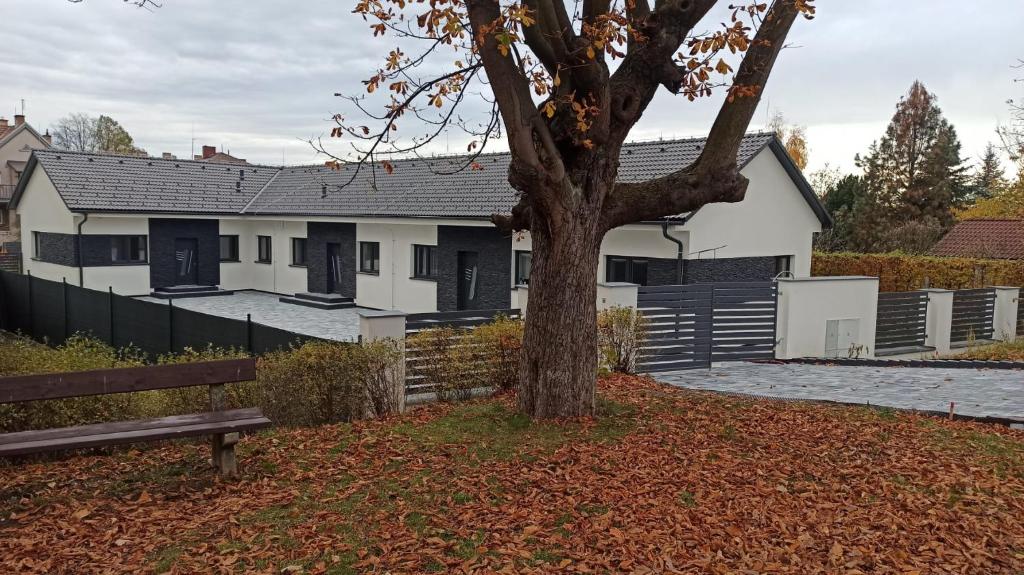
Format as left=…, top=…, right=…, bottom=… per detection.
left=1, top=0, right=1021, bottom=175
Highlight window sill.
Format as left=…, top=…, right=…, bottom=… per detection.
left=410, top=275, right=437, bottom=283
left=107, top=261, right=149, bottom=267
left=358, top=270, right=380, bottom=276
left=254, top=260, right=272, bottom=265
left=220, top=259, right=240, bottom=263
left=289, top=264, right=307, bottom=268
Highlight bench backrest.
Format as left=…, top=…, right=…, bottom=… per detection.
left=0, top=358, right=257, bottom=404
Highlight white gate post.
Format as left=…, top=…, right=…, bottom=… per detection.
left=992, top=286, right=1020, bottom=342
left=920, top=288, right=953, bottom=355
left=597, top=282, right=639, bottom=311
left=358, top=310, right=408, bottom=413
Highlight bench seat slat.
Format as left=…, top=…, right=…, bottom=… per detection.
left=0, top=410, right=271, bottom=457
left=0, top=407, right=266, bottom=446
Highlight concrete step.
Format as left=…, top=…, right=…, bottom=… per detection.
left=292, top=292, right=354, bottom=304
left=151, top=287, right=234, bottom=299
left=279, top=295, right=356, bottom=310
left=155, top=284, right=220, bottom=294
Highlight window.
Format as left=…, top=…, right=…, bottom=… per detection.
left=256, top=235, right=272, bottom=263
left=110, top=235, right=147, bottom=264
left=412, top=244, right=437, bottom=278
left=291, top=237, right=307, bottom=266
left=359, top=241, right=380, bottom=274
left=219, top=235, right=239, bottom=261
left=605, top=255, right=648, bottom=285
left=32, top=231, right=41, bottom=258
left=774, top=255, right=792, bottom=277
left=0, top=208, right=6, bottom=226
left=514, top=250, right=532, bottom=285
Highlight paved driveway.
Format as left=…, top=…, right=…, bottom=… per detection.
left=654, top=362, right=1024, bottom=424
left=138, top=290, right=362, bottom=342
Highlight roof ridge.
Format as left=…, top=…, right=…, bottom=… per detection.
left=239, top=167, right=285, bottom=214
left=34, top=147, right=280, bottom=170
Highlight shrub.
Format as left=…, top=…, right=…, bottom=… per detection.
left=0, top=332, right=405, bottom=432
left=597, top=306, right=648, bottom=374
left=406, top=316, right=525, bottom=400
left=812, top=251, right=1024, bottom=292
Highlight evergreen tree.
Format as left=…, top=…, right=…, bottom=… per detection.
left=971, top=143, right=1007, bottom=200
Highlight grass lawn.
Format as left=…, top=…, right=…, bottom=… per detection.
left=1, top=375, right=1023, bottom=574
left=954, top=338, right=1024, bottom=362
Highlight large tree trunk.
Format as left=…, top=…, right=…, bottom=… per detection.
left=517, top=200, right=605, bottom=418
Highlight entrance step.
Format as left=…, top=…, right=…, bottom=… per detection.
left=151, top=285, right=234, bottom=299
left=279, top=292, right=355, bottom=310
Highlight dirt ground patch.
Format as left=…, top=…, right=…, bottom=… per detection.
left=2, top=375, right=1022, bottom=574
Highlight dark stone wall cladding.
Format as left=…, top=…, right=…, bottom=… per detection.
left=436, top=225, right=512, bottom=312
left=306, top=222, right=356, bottom=297
left=33, top=232, right=78, bottom=267
left=683, top=256, right=777, bottom=284
left=148, top=218, right=220, bottom=288
left=645, top=257, right=681, bottom=286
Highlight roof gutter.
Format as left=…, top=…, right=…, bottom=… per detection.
left=76, top=213, right=88, bottom=287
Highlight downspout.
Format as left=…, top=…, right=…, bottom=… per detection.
left=661, top=221, right=685, bottom=284
left=76, top=212, right=89, bottom=287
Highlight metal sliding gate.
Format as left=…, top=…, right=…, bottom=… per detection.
left=875, top=291, right=929, bottom=353
left=636, top=282, right=777, bottom=373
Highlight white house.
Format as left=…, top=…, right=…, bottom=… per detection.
left=11, top=132, right=830, bottom=313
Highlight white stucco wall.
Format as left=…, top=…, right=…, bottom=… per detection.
left=775, top=276, right=879, bottom=359
left=219, top=218, right=307, bottom=295
left=18, top=166, right=77, bottom=283
left=684, top=148, right=823, bottom=276
left=78, top=215, right=151, bottom=294
left=355, top=222, right=438, bottom=312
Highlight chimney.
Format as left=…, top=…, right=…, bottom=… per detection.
left=0, top=118, right=7, bottom=129
left=202, top=145, right=216, bottom=159
left=43, top=130, right=52, bottom=145
left=162, top=152, right=176, bottom=160
left=14, top=114, right=25, bottom=126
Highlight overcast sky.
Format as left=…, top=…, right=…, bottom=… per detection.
left=1, top=0, right=1021, bottom=175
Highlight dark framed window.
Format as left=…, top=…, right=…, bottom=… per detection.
left=32, top=231, right=41, bottom=258
left=0, top=207, right=6, bottom=226
left=605, top=255, right=648, bottom=285
left=110, top=235, right=147, bottom=263
left=359, top=241, right=380, bottom=274
left=774, top=255, right=792, bottom=276
left=256, top=235, right=272, bottom=263
left=514, top=250, right=532, bottom=285
left=412, top=244, right=437, bottom=278
left=219, top=235, right=239, bottom=262
left=291, top=237, right=307, bottom=266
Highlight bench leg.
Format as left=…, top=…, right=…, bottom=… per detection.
left=212, top=432, right=239, bottom=477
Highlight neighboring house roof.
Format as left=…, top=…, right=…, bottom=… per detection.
left=0, top=123, right=50, bottom=151
left=12, top=132, right=831, bottom=227
left=932, top=219, right=1024, bottom=259
left=200, top=152, right=249, bottom=165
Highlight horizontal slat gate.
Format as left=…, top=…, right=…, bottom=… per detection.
left=637, top=282, right=777, bottom=372
left=951, top=288, right=995, bottom=343
left=711, top=282, right=777, bottom=362
left=637, top=284, right=712, bottom=372
left=404, top=309, right=521, bottom=395
left=875, top=291, right=928, bottom=352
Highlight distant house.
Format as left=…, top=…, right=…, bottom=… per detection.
left=0, top=114, right=51, bottom=251
left=11, top=132, right=830, bottom=312
left=194, top=145, right=248, bottom=165
left=932, top=219, right=1024, bottom=260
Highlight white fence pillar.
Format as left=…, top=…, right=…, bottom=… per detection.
left=775, top=276, right=879, bottom=360
left=920, top=289, right=953, bottom=355
left=358, top=310, right=407, bottom=413
left=597, top=282, right=639, bottom=311
left=992, top=286, right=1020, bottom=342
left=512, top=285, right=528, bottom=314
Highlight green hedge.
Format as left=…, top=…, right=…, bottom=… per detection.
left=812, top=252, right=1024, bottom=292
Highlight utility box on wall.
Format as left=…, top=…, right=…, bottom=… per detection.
left=825, top=318, right=862, bottom=358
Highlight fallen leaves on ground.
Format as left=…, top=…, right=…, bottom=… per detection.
left=2, top=374, right=1023, bottom=574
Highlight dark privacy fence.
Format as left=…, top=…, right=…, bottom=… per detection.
left=951, top=288, right=996, bottom=344
left=874, top=291, right=929, bottom=354
left=0, top=271, right=324, bottom=356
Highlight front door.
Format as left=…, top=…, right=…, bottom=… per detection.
left=174, top=238, right=199, bottom=285
left=326, top=242, right=343, bottom=294
left=456, top=250, right=479, bottom=310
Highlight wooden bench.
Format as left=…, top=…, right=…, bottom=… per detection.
left=0, top=358, right=271, bottom=476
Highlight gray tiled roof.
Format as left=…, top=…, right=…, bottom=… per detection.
left=28, top=133, right=776, bottom=218
left=32, top=150, right=277, bottom=214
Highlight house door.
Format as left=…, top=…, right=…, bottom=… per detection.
left=174, top=238, right=199, bottom=285
left=456, top=250, right=479, bottom=310
left=326, top=242, right=343, bottom=294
